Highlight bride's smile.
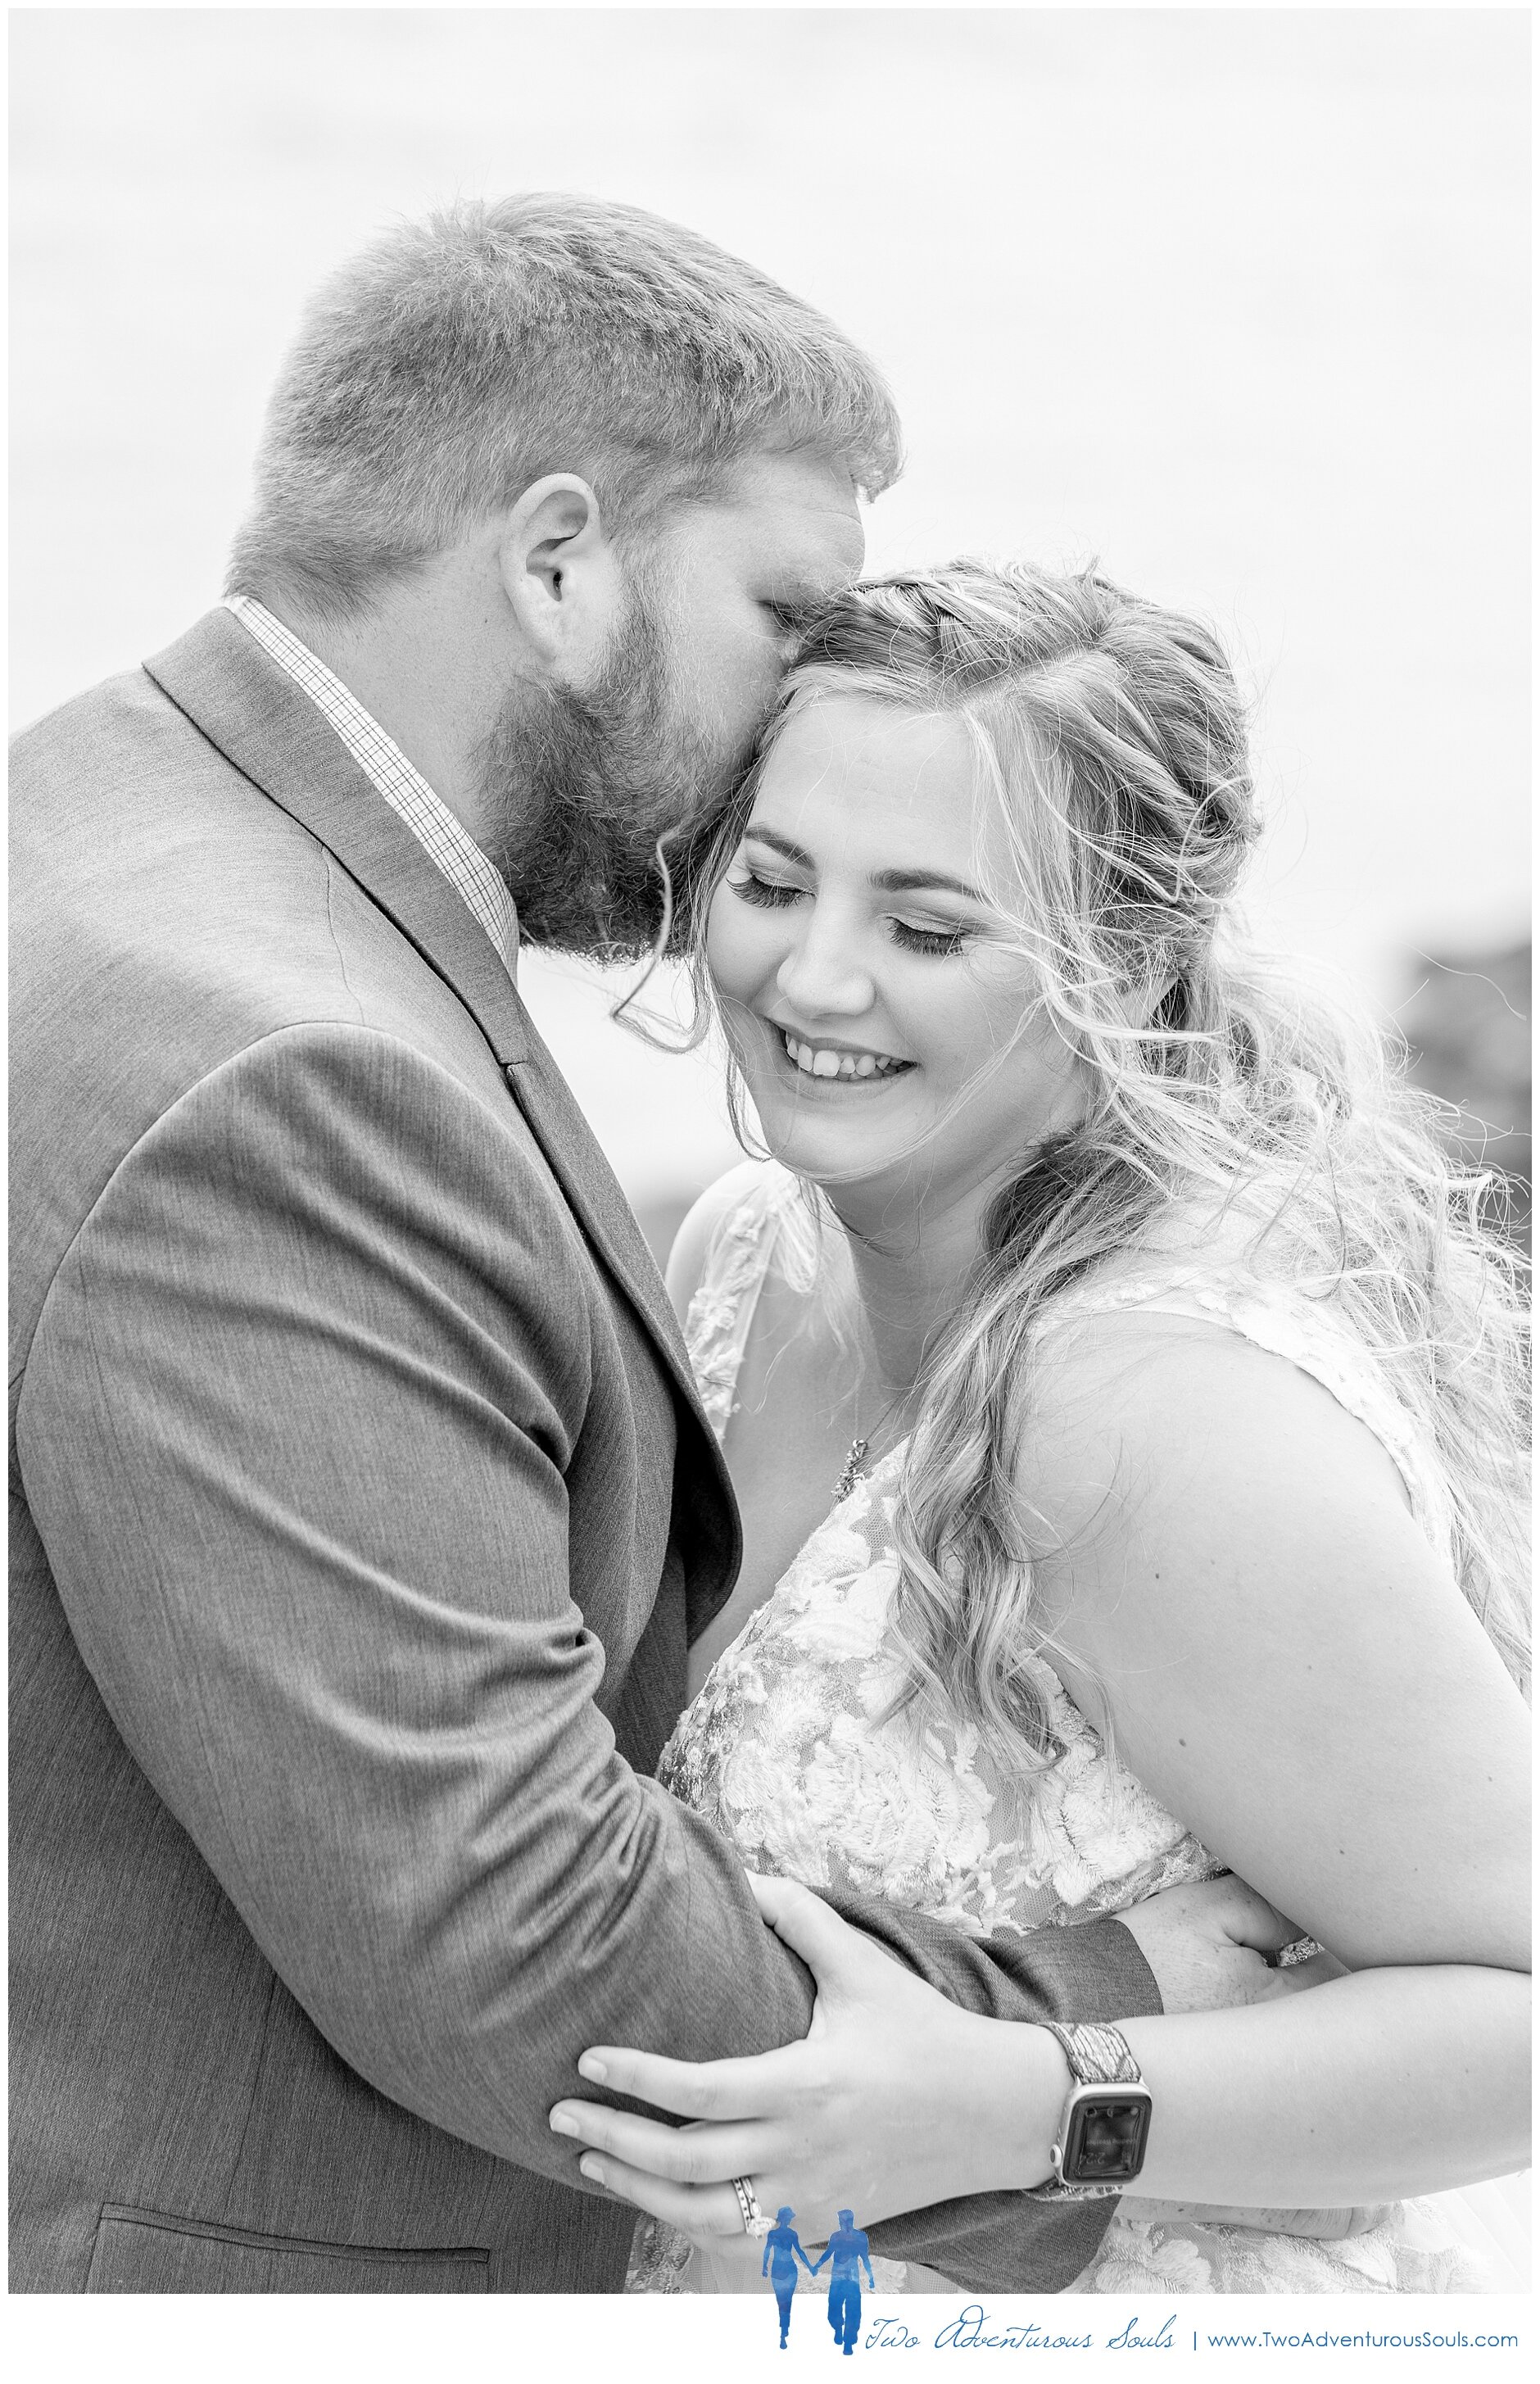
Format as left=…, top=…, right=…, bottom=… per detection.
left=706, top=692, right=1084, bottom=1235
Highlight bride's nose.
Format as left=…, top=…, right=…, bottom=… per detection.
left=774, top=908, right=876, bottom=1018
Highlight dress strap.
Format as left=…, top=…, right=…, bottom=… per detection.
left=682, top=1167, right=810, bottom=1446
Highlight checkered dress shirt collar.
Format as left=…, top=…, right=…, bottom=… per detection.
left=224, top=594, right=519, bottom=981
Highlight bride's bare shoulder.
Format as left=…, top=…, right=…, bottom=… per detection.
left=664, top=1159, right=789, bottom=1320
left=1015, top=1292, right=1415, bottom=1597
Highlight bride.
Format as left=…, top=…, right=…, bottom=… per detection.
left=549, top=561, right=1530, bottom=2294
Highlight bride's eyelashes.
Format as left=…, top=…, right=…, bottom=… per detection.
left=725, top=867, right=804, bottom=910
left=889, top=918, right=968, bottom=957
left=725, top=868, right=972, bottom=957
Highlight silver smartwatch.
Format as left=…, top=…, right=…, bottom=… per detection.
left=1026, top=2021, right=1153, bottom=2200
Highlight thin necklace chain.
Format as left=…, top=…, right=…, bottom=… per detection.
left=827, top=1286, right=927, bottom=1510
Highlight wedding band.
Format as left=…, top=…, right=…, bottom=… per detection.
left=732, top=2176, right=772, bottom=2237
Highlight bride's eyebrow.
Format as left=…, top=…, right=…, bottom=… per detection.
left=742, top=826, right=812, bottom=865
left=872, top=866, right=985, bottom=903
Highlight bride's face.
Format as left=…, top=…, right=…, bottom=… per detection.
left=706, top=694, right=1085, bottom=1223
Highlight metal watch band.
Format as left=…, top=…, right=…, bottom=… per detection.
left=1040, top=2020, right=1143, bottom=2088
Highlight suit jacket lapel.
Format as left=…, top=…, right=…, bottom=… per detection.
left=146, top=610, right=531, bottom=1061
left=142, top=609, right=704, bottom=1415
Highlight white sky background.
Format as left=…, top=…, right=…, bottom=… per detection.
left=9, top=5, right=1530, bottom=1209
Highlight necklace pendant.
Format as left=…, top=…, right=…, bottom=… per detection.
left=831, top=1436, right=870, bottom=1506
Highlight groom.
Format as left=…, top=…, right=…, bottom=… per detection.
left=11, top=195, right=1262, bottom=2296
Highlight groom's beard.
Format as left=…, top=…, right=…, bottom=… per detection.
left=478, top=581, right=753, bottom=959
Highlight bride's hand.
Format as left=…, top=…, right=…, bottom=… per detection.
left=547, top=1873, right=1062, bottom=2248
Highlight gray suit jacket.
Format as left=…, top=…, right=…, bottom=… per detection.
left=9, top=610, right=1160, bottom=2292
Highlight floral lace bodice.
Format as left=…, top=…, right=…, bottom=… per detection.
left=660, top=1438, right=1227, bottom=1936
left=634, top=1165, right=1492, bottom=2296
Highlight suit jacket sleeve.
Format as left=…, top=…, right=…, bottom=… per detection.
left=16, top=1022, right=1159, bottom=2287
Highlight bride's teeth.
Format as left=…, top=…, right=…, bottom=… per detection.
left=778, top=1030, right=905, bottom=1079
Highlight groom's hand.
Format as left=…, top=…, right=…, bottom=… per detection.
left=1116, top=1875, right=1329, bottom=2013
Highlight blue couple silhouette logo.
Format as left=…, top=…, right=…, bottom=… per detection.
left=762, top=2207, right=873, bottom=2352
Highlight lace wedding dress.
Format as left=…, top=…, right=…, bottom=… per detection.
left=629, top=1164, right=1524, bottom=2296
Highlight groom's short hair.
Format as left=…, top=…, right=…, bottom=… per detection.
left=226, top=193, right=902, bottom=625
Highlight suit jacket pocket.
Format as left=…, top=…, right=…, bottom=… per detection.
left=87, top=2204, right=490, bottom=2293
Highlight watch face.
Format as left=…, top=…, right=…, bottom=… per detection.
left=1062, top=2087, right=1153, bottom=2184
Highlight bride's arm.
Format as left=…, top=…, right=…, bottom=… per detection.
left=1011, top=1307, right=1530, bottom=2204
left=1026, top=1310, right=1528, bottom=1978
left=1116, top=1966, right=1528, bottom=2204
left=549, top=1313, right=1528, bottom=2230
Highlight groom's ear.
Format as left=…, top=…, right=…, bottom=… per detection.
left=497, top=474, right=623, bottom=680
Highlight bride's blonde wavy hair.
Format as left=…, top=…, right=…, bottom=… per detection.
left=674, top=559, right=1530, bottom=1774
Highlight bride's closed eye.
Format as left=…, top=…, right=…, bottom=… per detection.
left=725, top=867, right=805, bottom=911
left=888, top=918, right=969, bottom=957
